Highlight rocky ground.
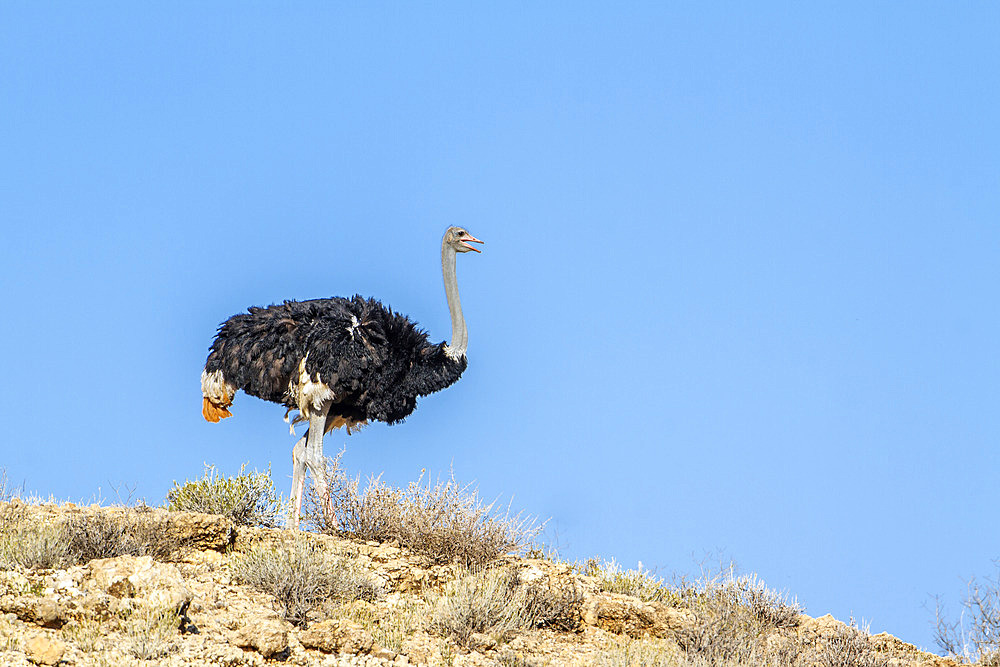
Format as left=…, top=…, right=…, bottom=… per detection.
left=0, top=502, right=961, bottom=667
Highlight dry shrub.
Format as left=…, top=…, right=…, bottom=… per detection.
left=0, top=502, right=69, bottom=569
left=306, top=452, right=541, bottom=567
left=620, top=566, right=888, bottom=667
left=230, top=536, right=384, bottom=627
left=61, top=510, right=183, bottom=563
left=529, top=575, right=584, bottom=632
left=677, top=570, right=801, bottom=663
left=584, top=557, right=677, bottom=604
left=0, top=503, right=185, bottom=570
left=431, top=567, right=536, bottom=647
left=594, top=619, right=887, bottom=667
left=430, top=565, right=582, bottom=647
left=935, top=561, right=1000, bottom=665
left=0, top=469, right=11, bottom=502
left=809, top=618, right=889, bottom=667
left=166, top=463, right=283, bottom=527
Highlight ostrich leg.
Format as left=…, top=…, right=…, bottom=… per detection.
left=288, top=401, right=333, bottom=529
left=304, top=402, right=334, bottom=526
left=288, top=433, right=309, bottom=529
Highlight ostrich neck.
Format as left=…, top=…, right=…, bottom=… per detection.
left=442, top=242, right=467, bottom=359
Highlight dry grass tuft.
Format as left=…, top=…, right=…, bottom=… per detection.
left=61, top=615, right=107, bottom=653
left=335, top=598, right=424, bottom=654
left=166, top=462, right=283, bottom=527
left=229, top=536, right=384, bottom=627
left=592, top=636, right=681, bottom=667
left=116, top=604, right=181, bottom=660
left=306, top=452, right=542, bottom=567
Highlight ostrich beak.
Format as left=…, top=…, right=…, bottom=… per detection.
left=461, top=235, right=484, bottom=253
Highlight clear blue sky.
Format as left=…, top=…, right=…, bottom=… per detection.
left=1, top=2, right=997, bottom=653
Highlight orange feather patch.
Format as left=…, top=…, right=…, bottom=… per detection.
left=202, top=397, right=233, bottom=422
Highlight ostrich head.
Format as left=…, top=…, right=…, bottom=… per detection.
left=444, top=226, right=484, bottom=253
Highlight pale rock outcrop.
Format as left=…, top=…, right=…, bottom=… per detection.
left=83, top=555, right=190, bottom=611
left=581, top=592, right=696, bottom=639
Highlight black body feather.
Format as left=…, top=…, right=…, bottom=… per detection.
left=204, top=295, right=467, bottom=424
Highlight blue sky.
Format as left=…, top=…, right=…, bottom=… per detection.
left=1, top=2, right=997, bottom=652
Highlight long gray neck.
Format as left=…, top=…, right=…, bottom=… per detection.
left=442, top=241, right=466, bottom=359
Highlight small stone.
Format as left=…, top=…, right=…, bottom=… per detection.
left=33, top=599, right=66, bottom=629
left=372, top=645, right=397, bottom=660
left=454, top=651, right=492, bottom=667
left=467, top=632, right=497, bottom=651
left=25, top=635, right=66, bottom=665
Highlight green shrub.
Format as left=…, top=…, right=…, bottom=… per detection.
left=166, top=463, right=282, bottom=527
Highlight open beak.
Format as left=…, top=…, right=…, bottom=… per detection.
left=461, top=234, right=484, bottom=253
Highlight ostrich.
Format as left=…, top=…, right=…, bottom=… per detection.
left=200, top=227, right=483, bottom=528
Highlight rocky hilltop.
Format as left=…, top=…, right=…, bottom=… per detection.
left=0, top=502, right=958, bottom=667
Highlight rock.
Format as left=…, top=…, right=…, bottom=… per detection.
left=870, top=632, right=960, bottom=667
left=83, top=555, right=191, bottom=610
left=580, top=593, right=695, bottom=639
left=454, top=651, right=493, bottom=667
left=1, top=597, right=75, bottom=629
left=401, top=636, right=442, bottom=666
left=233, top=617, right=290, bottom=659
left=372, top=646, right=398, bottom=660
left=30, top=599, right=67, bottom=629
left=797, top=613, right=848, bottom=641
left=467, top=632, right=497, bottom=652
left=299, top=619, right=375, bottom=655
left=162, top=511, right=236, bottom=552
left=24, top=635, right=66, bottom=665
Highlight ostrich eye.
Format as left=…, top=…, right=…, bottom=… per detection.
left=456, top=230, right=465, bottom=236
